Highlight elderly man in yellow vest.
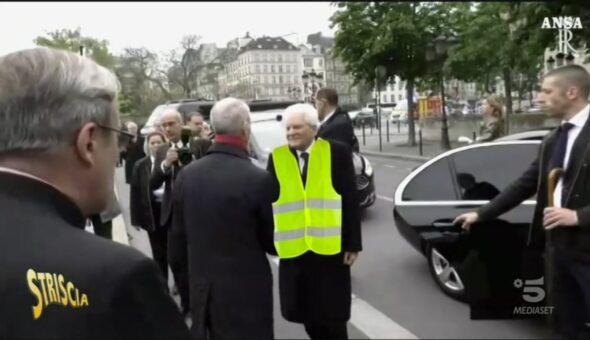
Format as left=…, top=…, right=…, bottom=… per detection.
left=266, top=103, right=362, bottom=339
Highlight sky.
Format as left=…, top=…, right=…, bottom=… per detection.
left=0, top=1, right=338, bottom=56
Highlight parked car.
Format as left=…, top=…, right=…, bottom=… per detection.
left=393, top=129, right=553, bottom=317
left=140, top=99, right=301, bottom=136
left=349, top=110, right=376, bottom=128
left=249, top=109, right=376, bottom=209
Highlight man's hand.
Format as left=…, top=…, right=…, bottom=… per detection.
left=453, top=212, right=480, bottom=231
left=343, top=252, right=358, bottom=266
left=543, top=207, right=579, bottom=230
left=164, top=148, right=179, bottom=168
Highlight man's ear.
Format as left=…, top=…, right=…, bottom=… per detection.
left=75, top=122, right=99, bottom=167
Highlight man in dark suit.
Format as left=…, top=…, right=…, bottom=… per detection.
left=0, top=47, right=188, bottom=338
left=186, top=111, right=213, bottom=158
left=267, top=103, right=362, bottom=339
left=315, top=87, right=360, bottom=153
left=130, top=131, right=169, bottom=283
left=122, top=121, right=146, bottom=184
left=172, top=98, right=276, bottom=338
left=149, top=109, right=205, bottom=315
left=455, top=65, right=590, bottom=340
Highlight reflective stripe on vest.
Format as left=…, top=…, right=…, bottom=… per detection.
left=271, top=139, right=342, bottom=259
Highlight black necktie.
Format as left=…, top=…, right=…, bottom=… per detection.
left=300, top=152, right=309, bottom=186
left=549, top=122, right=575, bottom=170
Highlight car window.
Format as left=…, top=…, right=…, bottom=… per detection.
left=250, top=120, right=287, bottom=155
left=451, top=143, right=539, bottom=201
left=403, top=158, right=457, bottom=201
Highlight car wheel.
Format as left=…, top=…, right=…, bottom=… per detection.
left=427, top=246, right=467, bottom=302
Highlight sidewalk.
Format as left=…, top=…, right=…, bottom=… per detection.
left=355, top=125, right=465, bottom=162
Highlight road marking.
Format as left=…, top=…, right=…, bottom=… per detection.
left=377, top=195, right=394, bottom=202
left=384, top=164, right=396, bottom=169
left=269, top=256, right=418, bottom=339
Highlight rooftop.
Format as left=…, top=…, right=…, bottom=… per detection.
left=239, top=36, right=299, bottom=54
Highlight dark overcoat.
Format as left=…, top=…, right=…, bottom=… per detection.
left=0, top=171, right=189, bottom=338
left=172, top=143, right=276, bottom=338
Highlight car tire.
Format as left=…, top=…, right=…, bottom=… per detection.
left=427, top=246, right=468, bottom=302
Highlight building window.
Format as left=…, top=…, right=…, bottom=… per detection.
left=286, top=64, right=291, bottom=73
left=263, top=65, right=268, bottom=73
left=278, top=54, right=283, bottom=62
left=390, top=94, right=395, bottom=102
left=293, top=75, right=298, bottom=83
left=304, top=58, right=313, bottom=68
left=279, top=65, right=283, bottom=73
left=274, top=76, right=278, bottom=84
left=399, top=94, right=402, bottom=101
left=256, top=65, right=261, bottom=73
left=319, top=59, right=324, bottom=68
left=271, top=65, right=275, bottom=73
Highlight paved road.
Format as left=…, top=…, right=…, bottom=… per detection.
left=114, top=158, right=553, bottom=339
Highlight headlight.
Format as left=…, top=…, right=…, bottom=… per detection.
left=362, top=156, right=373, bottom=176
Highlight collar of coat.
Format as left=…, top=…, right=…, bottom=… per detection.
left=207, top=143, right=250, bottom=160
left=0, top=171, right=86, bottom=229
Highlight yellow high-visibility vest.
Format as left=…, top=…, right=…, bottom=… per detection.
left=271, top=138, right=342, bottom=259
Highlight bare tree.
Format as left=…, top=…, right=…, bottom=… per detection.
left=118, top=47, right=171, bottom=99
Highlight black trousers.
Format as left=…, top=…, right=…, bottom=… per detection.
left=147, top=201, right=169, bottom=285
left=90, top=215, right=113, bottom=240
left=549, top=248, right=590, bottom=340
left=304, top=322, right=348, bottom=340
left=165, top=220, right=191, bottom=313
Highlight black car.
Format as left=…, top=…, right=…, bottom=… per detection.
left=393, top=129, right=552, bottom=318
left=249, top=109, right=376, bottom=209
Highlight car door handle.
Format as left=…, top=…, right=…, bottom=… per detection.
left=432, top=219, right=457, bottom=228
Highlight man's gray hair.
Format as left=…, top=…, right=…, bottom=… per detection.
left=0, top=47, right=120, bottom=154
left=210, top=98, right=250, bottom=135
left=283, top=103, right=319, bottom=129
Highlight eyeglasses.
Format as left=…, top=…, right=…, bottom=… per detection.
left=96, top=124, right=135, bottom=148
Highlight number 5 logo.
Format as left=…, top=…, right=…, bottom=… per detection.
left=522, top=277, right=545, bottom=303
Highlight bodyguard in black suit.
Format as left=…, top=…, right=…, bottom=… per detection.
left=455, top=65, right=590, bottom=340
left=315, top=87, right=360, bottom=153
left=130, top=131, right=169, bottom=283
left=267, top=103, right=362, bottom=339
left=172, top=98, right=276, bottom=338
left=149, top=109, right=208, bottom=315
left=0, top=47, right=188, bottom=338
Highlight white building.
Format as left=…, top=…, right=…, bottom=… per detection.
left=219, top=35, right=302, bottom=100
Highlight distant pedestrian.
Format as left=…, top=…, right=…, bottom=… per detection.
left=476, top=95, right=504, bottom=142
left=172, top=98, right=276, bottom=338
left=267, top=103, right=362, bottom=339
left=0, top=47, right=189, bottom=338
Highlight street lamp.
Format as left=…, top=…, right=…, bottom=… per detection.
left=547, top=56, right=556, bottom=71
left=426, top=35, right=457, bottom=150
left=555, top=52, right=565, bottom=67
left=374, top=65, right=387, bottom=152
left=302, top=69, right=324, bottom=102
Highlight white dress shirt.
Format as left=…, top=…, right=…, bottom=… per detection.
left=554, top=104, right=590, bottom=208
left=296, top=141, right=314, bottom=174
left=150, top=156, right=165, bottom=201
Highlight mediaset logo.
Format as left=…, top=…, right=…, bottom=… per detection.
left=512, top=277, right=554, bottom=316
